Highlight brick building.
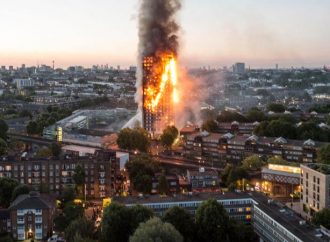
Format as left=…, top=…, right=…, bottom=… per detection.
left=8, top=192, right=55, bottom=241
left=0, top=150, right=120, bottom=199
left=185, top=132, right=323, bottom=167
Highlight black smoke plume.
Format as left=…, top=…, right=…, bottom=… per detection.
left=138, top=0, right=181, bottom=57
left=135, top=0, right=182, bottom=113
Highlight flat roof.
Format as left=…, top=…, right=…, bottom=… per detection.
left=62, top=145, right=98, bottom=154
left=251, top=192, right=326, bottom=242
left=302, top=163, right=330, bottom=175
left=262, top=167, right=301, bottom=178
left=112, top=192, right=252, bottom=205
left=69, top=115, right=87, bottom=124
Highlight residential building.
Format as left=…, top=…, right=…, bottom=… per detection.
left=0, top=209, right=11, bottom=234
left=300, top=163, right=330, bottom=218
left=0, top=150, right=120, bottom=198
left=185, top=132, right=322, bottom=166
left=233, top=62, right=245, bottom=74
left=14, top=78, right=35, bottom=89
left=113, top=192, right=254, bottom=222
left=252, top=193, right=325, bottom=242
left=8, top=192, right=55, bottom=241
left=151, top=173, right=180, bottom=194
left=115, top=192, right=328, bottom=242
left=187, top=168, right=219, bottom=191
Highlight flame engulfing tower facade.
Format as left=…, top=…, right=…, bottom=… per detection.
left=143, top=54, right=178, bottom=134
left=138, top=0, right=181, bottom=135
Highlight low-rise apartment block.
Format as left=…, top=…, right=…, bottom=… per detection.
left=0, top=150, right=120, bottom=198
left=185, top=131, right=322, bottom=166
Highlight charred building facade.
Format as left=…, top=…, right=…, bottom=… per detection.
left=142, top=54, right=176, bottom=134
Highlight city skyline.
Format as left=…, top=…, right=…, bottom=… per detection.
left=1, top=0, right=330, bottom=68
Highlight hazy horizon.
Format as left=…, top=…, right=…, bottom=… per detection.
left=1, top=0, right=329, bottom=68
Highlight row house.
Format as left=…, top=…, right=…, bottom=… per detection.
left=185, top=132, right=323, bottom=166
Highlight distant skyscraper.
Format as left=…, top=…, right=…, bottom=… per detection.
left=233, top=63, right=245, bottom=74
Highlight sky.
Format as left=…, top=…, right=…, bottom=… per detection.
left=0, top=0, right=329, bottom=68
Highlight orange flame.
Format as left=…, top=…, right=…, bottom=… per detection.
left=144, top=54, right=179, bottom=112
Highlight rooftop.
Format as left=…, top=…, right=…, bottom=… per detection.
left=112, top=192, right=251, bottom=205
left=251, top=192, right=327, bottom=242
left=9, top=192, right=55, bottom=210
left=304, top=163, right=330, bottom=175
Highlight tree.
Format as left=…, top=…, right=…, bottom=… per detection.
left=73, top=234, right=97, bottom=242
left=196, top=199, right=230, bottom=242
left=129, top=217, right=183, bottom=242
left=51, top=142, right=61, bottom=157
left=0, top=119, right=8, bottom=139
left=221, top=164, right=248, bottom=188
left=0, top=138, right=7, bottom=156
left=130, top=205, right=154, bottom=234
left=217, top=111, right=247, bottom=122
left=35, top=147, right=53, bottom=158
left=266, top=120, right=297, bottom=139
left=241, top=155, right=265, bottom=170
left=26, top=121, right=40, bottom=135
left=254, top=120, right=297, bottom=139
left=54, top=214, right=67, bottom=232
left=0, top=235, right=14, bottom=242
left=65, top=218, right=95, bottom=242
left=246, top=108, right=266, bottom=122
left=126, top=154, right=159, bottom=194
left=312, top=208, right=330, bottom=229
left=297, top=121, right=328, bottom=142
left=63, top=202, right=84, bottom=224
left=267, top=103, right=286, bottom=113
left=19, top=110, right=32, bottom=119
left=267, top=156, right=290, bottom=165
left=73, top=165, right=85, bottom=197
left=318, top=144, right=330, bottom=164
left=158, top=174, right=169, bottom=195
left=101, top=203, right=132, bottom=242
left=162, top=206, right=196, bottom=242
left=8, top=139, right=25, bottom=152
left=73, top=165, right=85, bottom=186
left=0, top=178, right=19, bottom=207
left=11, top=184, right=31, bottom=201
left=201, top=119, right=218, bottom=132
left=117, top=127, right=151, bottom=152
left=228, top=220, right=258, bottom=242
left=60, top=186, right=76, bottom=204
left=160, top=126, right=179, bottom=149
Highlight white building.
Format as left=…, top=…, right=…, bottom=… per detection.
left=14, top=78, right=35, bottom=89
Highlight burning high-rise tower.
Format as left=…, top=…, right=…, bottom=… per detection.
left=137, top=0, right=181, bottom=135
left=143, top=53, right=178, bottom=134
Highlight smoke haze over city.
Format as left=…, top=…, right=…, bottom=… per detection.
left=0, top=0, right=330, bottom=68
